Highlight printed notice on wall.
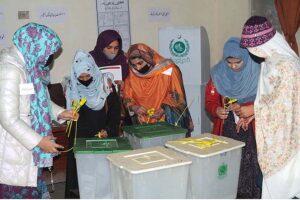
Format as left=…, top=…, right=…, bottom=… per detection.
left=96, top=0, right=131, bottom=52
left=148, top=8, right=170, bottom=22
left=38, top=7, right=67, bottom=23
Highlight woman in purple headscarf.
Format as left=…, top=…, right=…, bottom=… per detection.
left=90, top=30, right=131, bottom=135
left=90, top=29, right=129, bottom=80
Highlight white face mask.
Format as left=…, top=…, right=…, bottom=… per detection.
left=247, top=47, right=268, bottom=58
left=104, top=51, right=117, bottom=60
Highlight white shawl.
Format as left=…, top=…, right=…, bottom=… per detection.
left=253, top=32, right=300, bottom=198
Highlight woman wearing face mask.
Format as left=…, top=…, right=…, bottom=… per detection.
left=90, top=29, right=130, bottom=135
left=124, top=43, right=194, bottom=137
left=0, top=23, right=78, bottom=199
left=205, top=37, right=262, bottom=198
left=89, top=29, right=129, bottom=82
left=240, top=16, right=300, bottom=199
left=64, top=49, right=119, bottom=198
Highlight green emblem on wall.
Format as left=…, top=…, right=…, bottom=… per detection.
left=218, top=163, right=228, bottom=178
left=169, top=35, right=189, bottom=57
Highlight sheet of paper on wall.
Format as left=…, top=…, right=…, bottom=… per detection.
left=96, top=0, right=131, bottom=52
left=148, top=8, right=170, bottom=22
left=99, top=65, right=122, bottom=81
left=38, top=7, right=67, bottom=23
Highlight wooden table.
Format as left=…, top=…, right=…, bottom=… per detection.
left=44, top=124, right=69, bottom=184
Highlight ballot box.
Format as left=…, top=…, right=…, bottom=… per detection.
left=74, top=137, right=132, bottom=198
left=107, top=146, right=192, bottom=199
left=123, top=122, right=186, bottom=149
left=165, top=133, right=245, bottom=198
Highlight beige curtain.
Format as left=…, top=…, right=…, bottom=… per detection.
left=275, top=0, right=300, bottom=55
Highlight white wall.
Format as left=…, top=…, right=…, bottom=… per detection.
left=251, top=0, right=300, bottom=54
left=0, top=0, right=98, bottom=83
left=0, top=0, right=251, bottom=83
left=130, top=0, right=251, bottom=69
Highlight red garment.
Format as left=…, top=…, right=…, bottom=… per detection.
left=205, top=79, right=255, bottom=135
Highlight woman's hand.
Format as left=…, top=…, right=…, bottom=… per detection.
left=216, top=106, right=229, bottom=119
left=228, top=103, right=240, bottom=112
left=130, top=105, right=147, bottom=116
left=236, top=115, right=255, bottom=133
left=58, top=109, right=79, bottom=121
left=232, top=104, right=254, bottom=118
left=101, top=130, right=108, bottom=138
left=152, top=108, right=164, bottom=120
left=115, top=80, right=124, bottom=90
left=95, top=129, right=108, bottom=138
left=38, top=136, right=64, bottom=153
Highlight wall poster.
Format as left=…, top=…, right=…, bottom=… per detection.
left=96, top=0, right=131, bottom=52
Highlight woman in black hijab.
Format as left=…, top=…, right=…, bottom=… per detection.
left=90, top=30, right=132, bottom=134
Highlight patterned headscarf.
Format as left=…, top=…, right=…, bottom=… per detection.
left=211, top=37, right=261, bottom=103
left=12, top=22, right=62, bottom=167
left=66, top=49, right=111, bottom=111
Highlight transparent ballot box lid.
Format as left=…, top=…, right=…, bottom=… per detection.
left=107, top=146, right=192, bottom=174
left=123, top=122, right=187, bottom=138
left=73, top=137, right=132, bottom=154
left=165, top=133, right=245, bottom=158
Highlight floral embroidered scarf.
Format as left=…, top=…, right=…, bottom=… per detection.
left=253, top=32, right=300, bottom=177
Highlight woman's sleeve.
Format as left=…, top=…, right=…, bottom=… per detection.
left=106, top=87, right=121, bottom=137
left=163, top=66, right=188, bottom=108
left=51, top=102, right=66, bottom=124
left=205, top=78, right=221, bottom=118
left=0, top=65, right=42, bottom=150
left=123, top=75, right=136, bottom=110
left=164, top=66, right=194, bottom=131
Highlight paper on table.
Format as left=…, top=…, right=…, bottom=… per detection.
left=99, top=65, right=122, bottom=81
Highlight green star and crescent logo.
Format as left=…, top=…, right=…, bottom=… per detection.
left=169, top=35, right=190, bottom=57
left=218, top=163, right=228, bottom=178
